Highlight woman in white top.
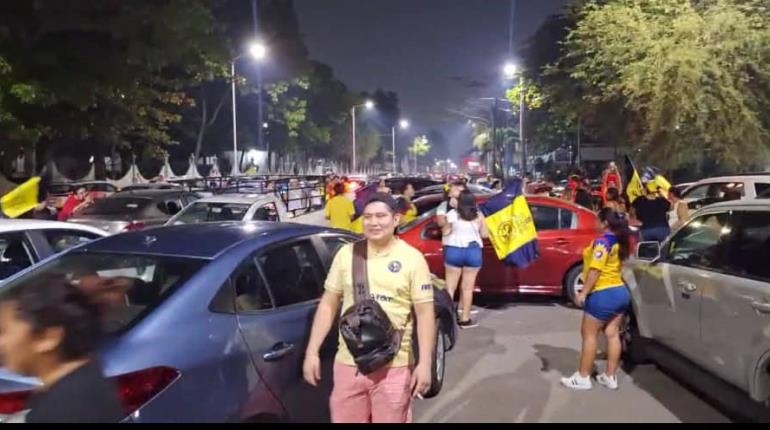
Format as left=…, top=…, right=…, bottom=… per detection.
left=668, top=187, right=689, bottom=231
left=442, top=190, right=489, bottom=328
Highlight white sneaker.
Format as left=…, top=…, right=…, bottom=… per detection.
left=596, top=373, right=618, bottom=390
left=560, top=372, right=592, bottom=390
left=470, top=308, right=479, bottom=315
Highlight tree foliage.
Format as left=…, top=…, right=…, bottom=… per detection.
left=558, top=0, right=770, bottom=169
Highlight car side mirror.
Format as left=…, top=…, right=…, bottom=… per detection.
left=636, top=241, right=661, bottom=262
left=422, top=222, right=442, bottom=241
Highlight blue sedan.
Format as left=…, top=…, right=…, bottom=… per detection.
left=0, top=222, right=455, bottom=422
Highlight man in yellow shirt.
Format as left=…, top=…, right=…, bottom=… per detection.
left=396, top=182, right=418, bottom=225
left=324, top=183, right=355, bottom=231
left=303, top=192, right=435, bottom=423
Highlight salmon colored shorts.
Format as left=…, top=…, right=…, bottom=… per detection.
left=330, top=363, right=413, bottom=423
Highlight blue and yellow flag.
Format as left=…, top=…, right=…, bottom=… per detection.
left=624, top=155, right=645, bottom=204
left=480, top=179, right=539, bottom=267
left=0, top=176, right=41, bottom=218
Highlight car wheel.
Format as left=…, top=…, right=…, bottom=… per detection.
left=563, top=265, right=584, bottom=307
left=423, top=317, right=446, bottom=399
left=620, top=313, right=649, bottom=365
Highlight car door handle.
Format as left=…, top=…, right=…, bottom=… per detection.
left=677, top=281, right=697, bottom=294
left=751, top=301, right=770, bottom=314
left=555, top=238, right=569, bottom=246
left=263, top=342, right=295, bottom=362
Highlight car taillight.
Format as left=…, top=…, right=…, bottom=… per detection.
left=0, top=366, right=179, bottom=416
left=114, top=366, right=180, bottom=414
left=0, top=389, right=33, bottom=414
left=123, top=221, right=145, bottom=231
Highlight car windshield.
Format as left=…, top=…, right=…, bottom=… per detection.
left=81, top=197, right=152, bottom=216
left=173, top=202, right=252, bottom=224
left=1, top=252, right=206, bottom=334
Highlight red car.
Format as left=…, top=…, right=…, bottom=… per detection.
left=397, top=193, right=601, bottom=303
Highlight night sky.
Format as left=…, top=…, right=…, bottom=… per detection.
left=294, top=0, right=571, bottom=158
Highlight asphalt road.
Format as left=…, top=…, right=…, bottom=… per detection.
left=413, top=298, right=734, bottom=423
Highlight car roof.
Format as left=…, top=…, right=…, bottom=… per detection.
left=689, top=175, right=770, bottom=185
left=80, top=221, right=327, bottom=259
left=692, top=199, right=770, bottom=212
left=111, top=189, right=190, bottom=198
left=187, top=194, right=278, bottom=205
left=0, top=219, right=108, bottom=236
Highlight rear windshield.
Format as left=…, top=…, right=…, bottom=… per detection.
left=173, top=202, right=251, bottom=224
left=82, top=198, right=152, bottom=216
left=1, top=252, right=206, bottom=334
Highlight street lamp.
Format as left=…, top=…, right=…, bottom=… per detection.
left=351, top=100, right=374, bottom=173
left=391, top=119, right=409, bottom=173
left=231, top=40, right=268, bottom=176
left=502, top=61, right=526, bottom=176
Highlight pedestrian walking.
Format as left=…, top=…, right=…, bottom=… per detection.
left=561, top=208, right=632, bottom=391
left=325, top=182, right=355, bottom=231
left=631, top=182, right=671, bottom=242
left=667, top=187, right=689, bottom=231
left=303, top=192, right=435, bottom=423
left=441, top=189, right=488, bottom=328
left=0, top=277, right=125, bottom=422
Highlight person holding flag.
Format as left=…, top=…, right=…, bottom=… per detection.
left=479, top=179, right=539, bottom=268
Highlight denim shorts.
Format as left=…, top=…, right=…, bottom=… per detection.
left=584, top=286, right=631, bottom=322
left=444, top=242, right=483, bottom=268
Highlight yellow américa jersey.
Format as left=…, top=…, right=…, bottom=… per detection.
left=582, top=232, right=625, bottom=293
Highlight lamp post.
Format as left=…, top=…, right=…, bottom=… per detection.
left=392, top=119, right=409, bottom=173
left=230, top=41, right=267, bottom=176
left=350, top=100, right=374, bottom=173
left=503, top=62, right=526, bottom=176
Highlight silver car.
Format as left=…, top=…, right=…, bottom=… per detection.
left=165, top=194, right=287, bottom=225
left=624, top=200, right=770, bottom=412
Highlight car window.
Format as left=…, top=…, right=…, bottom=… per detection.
left=259, top=241, right=324, bottom=307
left=42, top=230, right=101, bottom=253
left=233, top=260, right=273, bottom=312
left=666, top=212, right=731, bottom=271
left=755, top=183, right=770, bottom=198
left=415, top=198, right=443, bottom=216
left=158, top=199, right=183, bottom=216
left=531, top=205, right=560, bottom=231
left=82, top=197, right=151, bottom=215
left=559, top=209, right=577, bottom=229
left=723, top=211, right=770, bottom=282
left=0, top=233, right=34, bottom=281
left=2, top=252, right=205, bottom=333
left=253, top=202, right=280, bottom=221
left=323, top=236, right=354, bottom=259
left=173, top=202, right=251, bottom=224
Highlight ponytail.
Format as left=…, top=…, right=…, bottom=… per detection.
left=598, top=208, right=631, bottom=261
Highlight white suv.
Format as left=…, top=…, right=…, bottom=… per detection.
left=682, top=174, right=770, bottom=211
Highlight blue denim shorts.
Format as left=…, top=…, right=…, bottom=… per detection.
left=584, top=286, right=631, bottom=322
left=444, top=242, right=483, bottom=268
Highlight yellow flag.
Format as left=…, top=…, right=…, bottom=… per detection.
left=624, top=156, right=645, bottom=204
left=1, top=176, right=41, bottom=218
left=481, top=181, right=539, bottom=267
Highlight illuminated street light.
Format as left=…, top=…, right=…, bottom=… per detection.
left=262, top=122, right=269, bottom=129
left=231, top=40, right=269, bottom=176
left=392, top=118, right=410, bottom=173
left=248, top=41, right=268, bottom=60
left=503, top=62, right=518, bottom=80
left=351, top=100, right=376, bottom=172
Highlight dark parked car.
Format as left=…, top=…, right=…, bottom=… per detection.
left=68, top=189, right=201, bottom=234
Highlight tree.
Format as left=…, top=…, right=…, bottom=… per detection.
left=557, top=0, right=770, bottom=170
left=356, top=125, right=381, bottom=168
left=0, top=0, right=228, bottom=167
left=408, top=135, right=431, bottom=172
